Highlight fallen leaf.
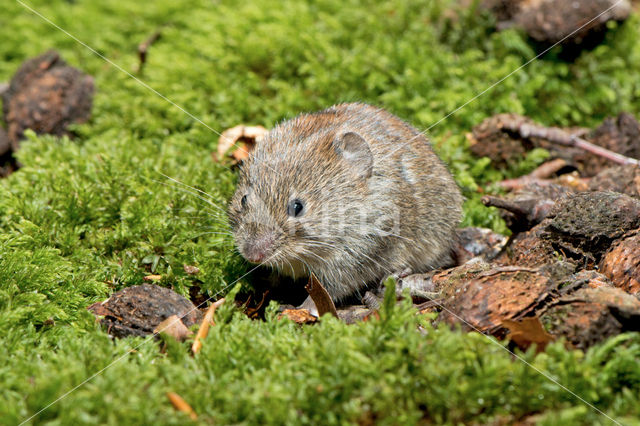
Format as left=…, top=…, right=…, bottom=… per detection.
left=305, top=273, right=338, bottom=318
left=216, top=124, right=267, bottom=162
left=167, top=392, right=197, bottom=420
left=279, top=309, right=317, bottom=324
left=191, top=298, right=225, bottom=354
left=503, top=317, right=554, bottom=353
left=154, top=314, right=193, bottom=342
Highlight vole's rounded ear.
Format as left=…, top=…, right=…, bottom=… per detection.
left=333, top=132, right=373, bottom=179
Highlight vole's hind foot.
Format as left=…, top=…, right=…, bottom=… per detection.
left=378, top=267, right=413, bottom=287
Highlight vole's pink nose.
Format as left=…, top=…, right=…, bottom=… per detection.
left=244, top=233, right=276, bottom=263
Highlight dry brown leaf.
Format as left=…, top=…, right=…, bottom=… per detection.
left=154, top=314, right=193, bottom=342
left=216, top=124, right=267, bottom=162
left=191, top=298, right=225, bottom=354
left=503, top=317, right=554, bottom=353
left=279, top=308, right=317, bottom=324
left=167, top=392, right=197, bottom=420
left=143, top=274, right=162, bottom=281
left=305, top=273, right=338, bottom=318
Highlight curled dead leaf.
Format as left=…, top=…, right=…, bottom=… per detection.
left=216, top=124, right=267, bottom=163
left=305, top=273, right=338, bottom=318
left=153, top=314, right=193, bottom=342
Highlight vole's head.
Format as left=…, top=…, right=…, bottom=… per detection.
left=228, top=115, right=375, bottom=276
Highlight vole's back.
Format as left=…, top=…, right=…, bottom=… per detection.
left=229, top=103, right=463, bottom=300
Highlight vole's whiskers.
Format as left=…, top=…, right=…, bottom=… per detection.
left=191, top=230, right=234, bottom=237
left=372, top=228, right=412, bottom=242
left=158, top=172, right=221, bottom=202
left=152, top=176, right=227, bottom=216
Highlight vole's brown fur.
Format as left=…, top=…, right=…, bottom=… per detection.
left=228, top=103, right=463, bottom=301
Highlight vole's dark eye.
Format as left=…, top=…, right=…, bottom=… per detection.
left=241, top=194, right=248, bottom=209
left=287, top=199, right=304, bottom=217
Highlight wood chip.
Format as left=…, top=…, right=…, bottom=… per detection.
left=144, top=274, right=162, bottom=281
left=167, top=392, right=197, bottom=420
left=191, top=298, right=225, bottom=354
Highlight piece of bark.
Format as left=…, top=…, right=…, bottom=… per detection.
left=305, top=273, right=338, bottom=318
left=0, top=126, right=15, bottom=178
left=513, top=0, right=631, bottom=48
left=493, top=224, right=564, bottom=268
left=588, top=165, right=640, bottom=198
left=0, top=126, right=10, bottom=157
left=438, top=266, right=562, bottom=337
left=87, top=284, right=202, bottom=338
left=191, top=298, right=225, bottom=354
left=468, top=114, right=537, bottom=168
left=599, top=230, right=640, bottom=296
left=542, top=285, right=640, bottom=350
left=2, top=50, right=94, bottom=148
left=481, top=0, right=526, bottom=22
left=542, top=191, right=640, bottom=264
left=430, top=258, right=493, bottom=299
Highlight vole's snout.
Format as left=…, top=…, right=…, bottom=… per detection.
left=243, top=231, right=278, bottom=263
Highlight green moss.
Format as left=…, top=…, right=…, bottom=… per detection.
left=1, top=0, right=640, bottom=423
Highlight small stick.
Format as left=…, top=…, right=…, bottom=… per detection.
left=500, top=119, right=640, bottom=166
left=499, top=158, right=569, bottom=190
left=305, top=273, right=338, bottom=318
left=137, top=30, right=163, bottom=73
left=191, top=298, right=225, bottom=354
left=481, top=195, right=531, bottom=218
left=167, top=392, right=198, bottom=420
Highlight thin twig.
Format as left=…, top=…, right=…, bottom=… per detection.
left=499, top=158, right=570, bottom=190
left=500, top=119, right=640, bottom=166
left=137, top=30, right=163, bottom=74
left=191, top=297, right=225, bottom=354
